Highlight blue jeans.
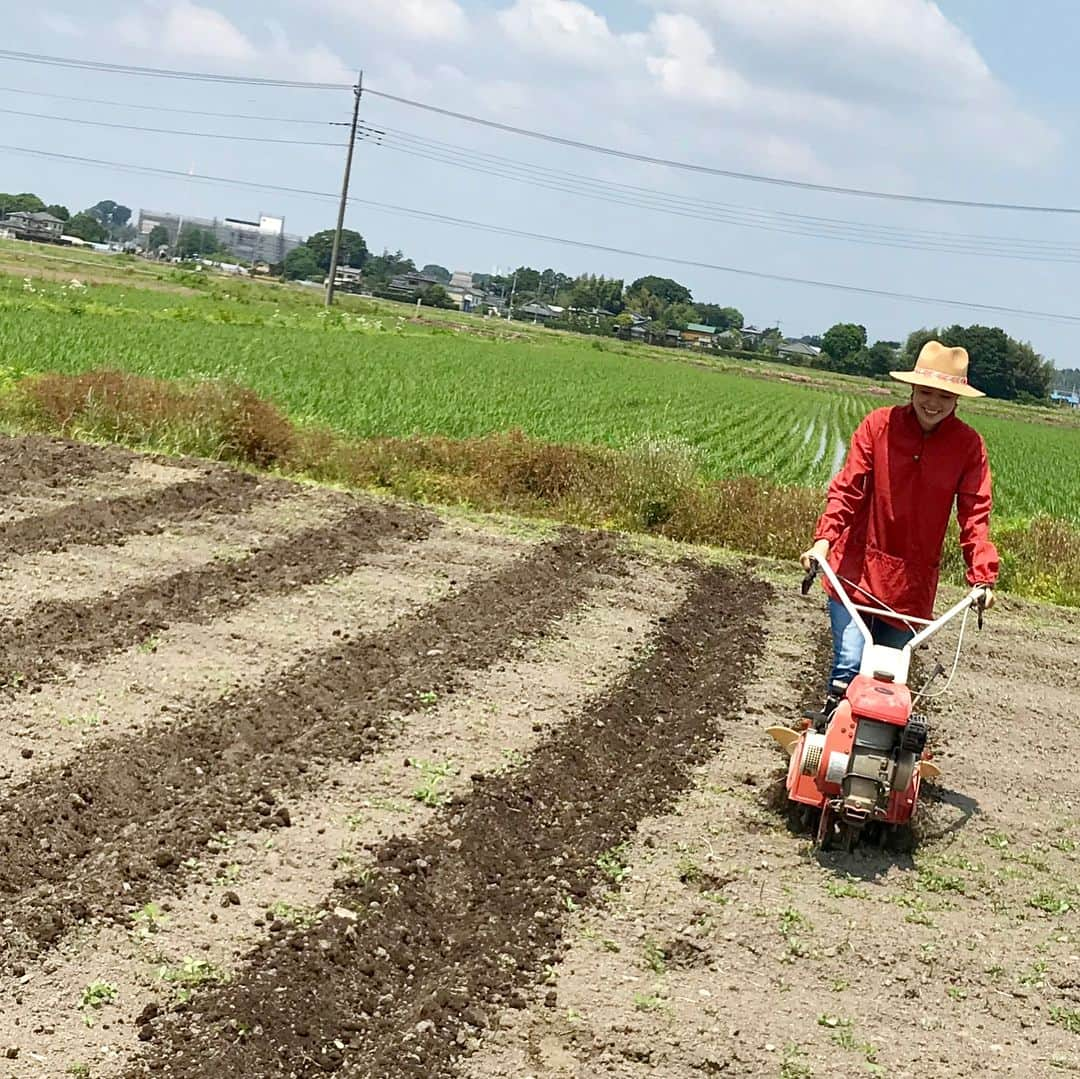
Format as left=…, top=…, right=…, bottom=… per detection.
left=828, top=598, right=914, bottom=690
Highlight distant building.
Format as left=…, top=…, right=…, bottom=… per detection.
left=681, top=322, right=718, bottom=347
left=136, top=209, right=303, bottom=264
left=1, top=211, right=65, bottom=243
left=1050, top=390, right=1080, bottom=408
left=778, top=340, right=822, bottom=361
left=386, top=270, right=439, bottom=298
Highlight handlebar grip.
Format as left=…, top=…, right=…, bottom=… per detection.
left=800, top=563, right=819, bottom=596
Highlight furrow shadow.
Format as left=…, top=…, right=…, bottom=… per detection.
left=0, top=532, right=620, bottom=964
left=124, top=563, right=771, bottom=1078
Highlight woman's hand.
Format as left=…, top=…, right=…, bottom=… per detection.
left=800, top=538, right=830, bottom=571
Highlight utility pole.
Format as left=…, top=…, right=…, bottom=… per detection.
left=325, top=71, right=362, bottom=308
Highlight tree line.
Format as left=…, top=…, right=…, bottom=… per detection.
left=1, top=196, right=1060, bottom=402
left=0, top=191, right=135, bottom=244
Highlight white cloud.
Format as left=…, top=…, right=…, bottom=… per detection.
left=322, top=0, right=467, bottom=41
left=118, top=1, right=257, bottom=62
left=497, top=0, right=632, bottom=65
left=638, top=0, right=1056, bottom=168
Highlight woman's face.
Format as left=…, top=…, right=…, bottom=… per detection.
left=911, top=385, right=958, bottom=432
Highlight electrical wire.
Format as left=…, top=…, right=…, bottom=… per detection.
left=0, top=105, right=342, bottom=147
left=4, top=142, right=1080, bottom=325
left=357, top=126, right=1080, bottom=265
left=2, top=48, right=1079, bottom=215
left=362, top=123, right=1080, bottom=255
left=0, top=48, right=350, bottom=90
left=363, top=87, right=1080, bottom=216
left=0, top=83, right=340, bottom=126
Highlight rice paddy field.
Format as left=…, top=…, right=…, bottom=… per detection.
left=0, top=239, right=1078, bottom=528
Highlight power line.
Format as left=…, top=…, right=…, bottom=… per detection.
left=2, top=48, right=1079, bottom=215
left=364, top=124, right=1080, bottom=253
left=0, top=84, right=339, bottom=126
left=0, top=48, right=347, bottom=90
left=0, top=105, right=341, bottom=147
left=358, top=125, right=1080, bottom=265
left=3, top=71, right=1072, bottom=259
left=362, top=88, right=1080, bottom=216
left=3, top=142, right=1080, bottom=325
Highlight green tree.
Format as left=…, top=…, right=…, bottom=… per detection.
left=86, top=200, right=132, bottom=239
left=627, top=275, right=693, bottom=306
left=65, top=212, right=108, bottom=243
left=283, top=245, right=322, bottom=281
left=0, top=192, right=46, bottom=214
left=821, top=322, right=868, bottom=369
left=45, top=204, right=70, bottom=222
left=364, top=249, right=415, bottom=284
left=147, top=224, right=169, bottom=250
left=421, top=264, right=451, bottom=284
left=176, top=225, right=223, bottom=259
left=419, top=283, right=454, bottom=309
left=305, top=228, right=368, bottom=272
left=694, top=304, right=743, bottom=330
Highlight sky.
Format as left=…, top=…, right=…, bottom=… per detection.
left=3, top=1, right=1080, bottom=364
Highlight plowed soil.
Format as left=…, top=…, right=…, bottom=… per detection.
left=0, top=434, right=1077, bottom=1079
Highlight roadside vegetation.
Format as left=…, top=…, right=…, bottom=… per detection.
left=0, top=246, right=1077, bottom=606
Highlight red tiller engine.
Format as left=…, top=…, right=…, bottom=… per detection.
left=786, top=675, right=929, bottom=842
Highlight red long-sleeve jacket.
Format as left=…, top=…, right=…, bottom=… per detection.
left=814, top=404, right=999, bottom=621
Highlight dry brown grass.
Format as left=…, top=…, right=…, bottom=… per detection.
left=5, top=370, right=1077, bottom=606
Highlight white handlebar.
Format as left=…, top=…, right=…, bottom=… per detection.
left=807, top=551, right=986, bottom=685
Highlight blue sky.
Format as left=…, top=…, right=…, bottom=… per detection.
left=3, top=1, right=1080, bottom=365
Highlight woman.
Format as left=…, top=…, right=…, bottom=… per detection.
left=800, top=340, right=999, bottom=700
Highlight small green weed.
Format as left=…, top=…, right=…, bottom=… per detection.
left=80, top=980, right=118, bottom=1026
left=1030, top=891, right=1071, bottom=915
left=642, top=939, right=666, bottom=975
left=597, top=843, right=631, bottom=885
left=408, top=758, right=457, bottom=806
left=1051, top=1007, right=1080, bottom=1035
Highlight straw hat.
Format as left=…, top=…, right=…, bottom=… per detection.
left=889, top=340, right=984, bottom=398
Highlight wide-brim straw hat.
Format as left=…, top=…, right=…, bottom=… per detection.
left=889, top=340, right=984, bottom=398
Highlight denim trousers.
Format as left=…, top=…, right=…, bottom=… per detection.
left=827, top=598, right=915, bottom=689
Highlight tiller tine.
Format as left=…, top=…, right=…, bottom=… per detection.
left=766, top=726, right=801, bottom=757
left=916, top=760, right=942, bottom=781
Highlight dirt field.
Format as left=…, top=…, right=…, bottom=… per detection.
left=0, top=435, right=1077, bottom=1079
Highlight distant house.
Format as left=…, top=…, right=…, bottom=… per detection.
left=444, top=271, right=488, bottom=313
left=334, top=265, right=365, bottom=291
left=1050, top=390, right=1080, bottom=408
left=778, top=340, right=822, bottom=361
left=2, top=211, right=65, bottom=243
left=681, top=322, right=718, bottom=347
left=386, top=270, right=439, bottom=298
left=516, top=302, right=562, bottom=321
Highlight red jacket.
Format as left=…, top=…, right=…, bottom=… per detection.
left=814, top=404, right=999, bottom=621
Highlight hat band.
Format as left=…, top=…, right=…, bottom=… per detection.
left=914, top=366, right=968, bottom=385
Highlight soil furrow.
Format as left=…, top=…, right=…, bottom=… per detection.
left=459, top=585, right=825, bottom=1079
left=0, top=563, right=685, bottom=1078
left=125, top=564, right=771, bottom=1078
left=0, top=485, right=348, bottom=621
left=0, top=525, right=524, bottom=782
left=0, top=467, right=282, bottom=560
left=0, top=532, right=618, bottom=964
left=0, top=497, right=432, bottom=689
left=0, top=434, right=135, bottom=495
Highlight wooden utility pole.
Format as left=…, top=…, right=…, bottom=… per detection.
left=325, top=71, right=362, bottom=308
